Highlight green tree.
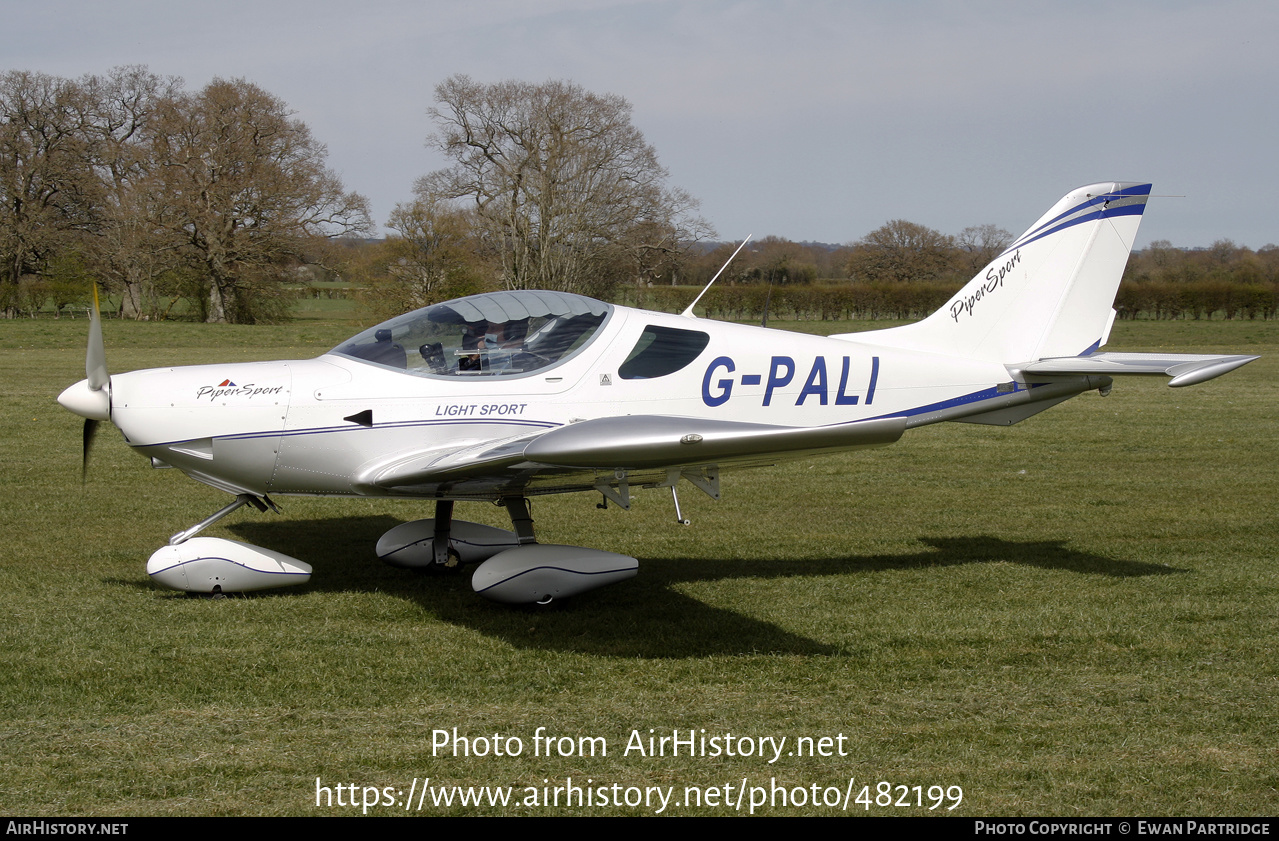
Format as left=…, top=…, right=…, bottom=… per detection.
left=81, top=66, right=184, bottom=319
left=150, top=78, right=372, bottom=323
left=749, top=236, right=819, bottom=285
left=0, top=71, right=99, bottom=317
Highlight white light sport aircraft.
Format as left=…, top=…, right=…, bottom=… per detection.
left=58, top=182, right=1257, bottom=604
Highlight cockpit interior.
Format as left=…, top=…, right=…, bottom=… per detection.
left=333, top=290, right=613, bottom=378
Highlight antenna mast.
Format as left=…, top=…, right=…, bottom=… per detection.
left=680, top=235, right=752, bottom=318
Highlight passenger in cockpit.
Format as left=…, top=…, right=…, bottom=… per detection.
left=483, top=320, right=529, bottom=372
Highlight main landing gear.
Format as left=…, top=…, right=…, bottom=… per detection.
left=378, top=496, right=637, bottom=605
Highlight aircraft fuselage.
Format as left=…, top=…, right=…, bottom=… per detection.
left=112, top=306, right=1031, bottom=501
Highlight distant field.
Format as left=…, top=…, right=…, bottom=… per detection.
left=1, top=316, right=1275, bottom=816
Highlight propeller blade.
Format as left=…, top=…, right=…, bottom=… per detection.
left=79, top=286, right=109, bottom=483
left=82, top=418, right=99, bottom=483
left=86, top=285, right=108, bottom=392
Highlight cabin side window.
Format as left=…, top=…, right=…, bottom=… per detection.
left=618, top=326, right=710, bottom=380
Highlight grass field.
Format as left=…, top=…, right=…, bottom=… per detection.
left=1, top=314, right=1275, bottom=816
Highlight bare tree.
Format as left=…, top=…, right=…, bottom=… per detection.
left=956, top=223, right=1013, bottom=274
left=0, top=71, right=98, bottom=317
left=373, top=196, right=493, bottom=315
left=420, top=75, right=711, bottom=297
left=150, top=78, right=372, bottom=322
left=80, top=66, right=184, bottom=319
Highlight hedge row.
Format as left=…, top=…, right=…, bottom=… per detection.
left=615, top=279, right=1279, bottom=321
left=612, top=283, right=960, bottom=321
left=1114, top=280, right=1279, bottom=319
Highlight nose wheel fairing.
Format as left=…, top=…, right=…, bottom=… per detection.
left=147, top=537, right=311, bottom=593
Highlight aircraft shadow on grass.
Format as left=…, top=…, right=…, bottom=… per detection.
left=186, top=516, right=1187, bottom=659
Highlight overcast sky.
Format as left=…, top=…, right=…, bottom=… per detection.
left=8, top=0, right=1277, bottom=248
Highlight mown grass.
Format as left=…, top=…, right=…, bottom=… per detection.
left=0, top=315, right=1275, bottom=816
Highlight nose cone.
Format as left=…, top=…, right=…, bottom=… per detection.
left=58, top=378, right=111, bottom=421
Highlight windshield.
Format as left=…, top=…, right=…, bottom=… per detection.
left=331, top=290, right=613, bottom=378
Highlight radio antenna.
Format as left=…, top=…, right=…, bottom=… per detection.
left=681, top=235, right=752, bottom=318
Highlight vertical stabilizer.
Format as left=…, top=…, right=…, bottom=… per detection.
left=839, top=182, right=1151, bottom=363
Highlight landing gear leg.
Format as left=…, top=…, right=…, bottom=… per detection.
left=430, top=500, right=461, bottom=572
left=169, top=493, right=277, bottom=545
left=503, top=496, right=537, bottom=546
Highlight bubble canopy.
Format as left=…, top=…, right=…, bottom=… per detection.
left=331, top=290, right=613, bottom=378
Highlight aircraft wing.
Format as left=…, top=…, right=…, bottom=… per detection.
left=522, top=414, right=907, bottom=468
left=1020, top=352, right=1257, bottom=387
left=355, top=415, right=906, bottom=496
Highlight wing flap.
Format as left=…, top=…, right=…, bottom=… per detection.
left=1020, top=352, right=1257, bottom=387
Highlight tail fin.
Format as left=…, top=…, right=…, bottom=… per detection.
left=841, top=182, right=1151, bottom=363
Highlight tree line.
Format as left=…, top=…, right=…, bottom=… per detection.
left=6, top=67, right=1278, bottom=323
left=1115, top=239, right=1279, bottom=319
left=677, top=221, right=1013, bottom=288
left=1, top=67, right=371, bottom=322
left=663, top=235, right=1279, bottom=322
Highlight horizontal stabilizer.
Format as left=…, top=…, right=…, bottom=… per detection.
left=1020, top=352, right=1258, bottom=387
